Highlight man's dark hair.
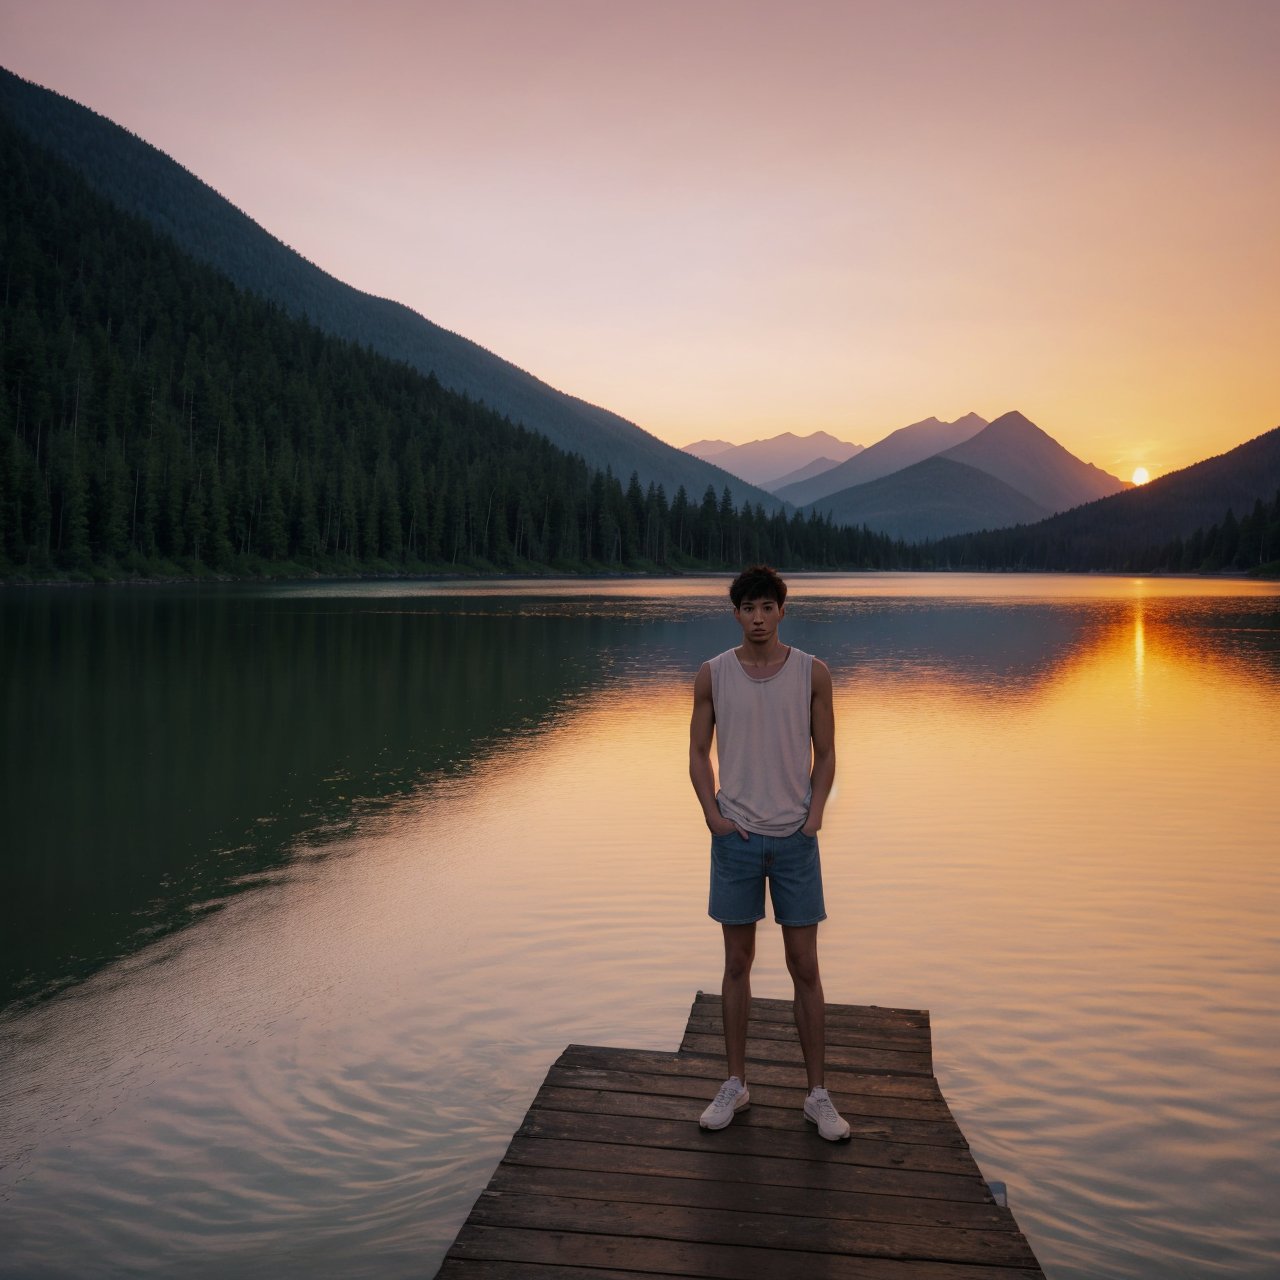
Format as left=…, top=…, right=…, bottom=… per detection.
left=730, top=564, right=787, bottom=608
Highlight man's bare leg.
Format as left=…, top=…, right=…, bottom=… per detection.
left=721, top=923, right=756, bottom=1082
left=782, top=924, right=825, bottom=1090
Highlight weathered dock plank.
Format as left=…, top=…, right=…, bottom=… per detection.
left=541, top=1067, right=965, bottom=1144
left=443, top=1227, right=1046, bottom=1279
left=437, top=994, right=1044, bottom=1278
left=557, top=1045, right=946, bottom=1104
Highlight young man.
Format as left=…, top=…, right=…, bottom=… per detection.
left=688, top=564, right=850, bottom=1141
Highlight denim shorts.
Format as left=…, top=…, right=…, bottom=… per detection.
left=708, top=826, right=827, bottom=927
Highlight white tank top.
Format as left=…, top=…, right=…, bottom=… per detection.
left=710, top=646, right=814, bottom=835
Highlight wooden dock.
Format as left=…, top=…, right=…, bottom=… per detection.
left=438, top=991, right=1045, bottom=1277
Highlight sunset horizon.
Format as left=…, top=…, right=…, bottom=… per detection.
left=2, top=0, right=1277, bottom=480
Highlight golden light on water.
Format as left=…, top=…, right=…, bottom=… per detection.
left=1134, top=603, right=1146, bottom=686
left=1132, top=467, right=1151, bottom=484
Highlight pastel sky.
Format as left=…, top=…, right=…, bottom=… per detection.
left=3, top=0, right=1278, bottom=477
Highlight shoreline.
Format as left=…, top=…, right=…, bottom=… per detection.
left=3, top=565, right=1273, bottom=590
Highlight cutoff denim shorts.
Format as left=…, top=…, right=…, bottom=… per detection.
left=708, top=826, right=827, bottom=927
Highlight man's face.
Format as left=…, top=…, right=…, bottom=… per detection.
left=734, top=594, right=784, bottom=645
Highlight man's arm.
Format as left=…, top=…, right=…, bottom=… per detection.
left=690, top=663, right=746, bottom=837
left=803, top=658, right=836, bottom=836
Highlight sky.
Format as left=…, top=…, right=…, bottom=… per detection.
left=3, top=0, right=1278, bottom=479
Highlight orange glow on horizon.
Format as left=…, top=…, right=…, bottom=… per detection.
left=2, top=4, right=1277, bottom=476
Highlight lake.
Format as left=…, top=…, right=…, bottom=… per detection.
left=2, top=573, right=1278, bottom=1278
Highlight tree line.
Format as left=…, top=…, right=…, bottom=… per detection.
left=924, top=490, right=1280, bottom=575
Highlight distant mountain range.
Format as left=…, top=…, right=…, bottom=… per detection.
left=938, top=412, right=1124, bottom=513
left=777, top=413, right=990, bottom=505
left=0, top=67, right=778, bottom=513
left=684, top=439, right=736, bottom=458
left=766, top=455, right=851, bottom=491
left=681, top=430, right=864, bottom=491
left=786, top=410, right=1126, bottom=541
left=806, top=455, right=1052, bottom=541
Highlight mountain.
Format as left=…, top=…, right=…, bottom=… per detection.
left=681, top=430, right=864, bottom=488
left=777, top=413, right=987, bottom=505
left=0, top=66, right=779, bottom=512
left=800, top=456, right=1049, bottom=542
left=683, top=439, right=735, bottom=460
left=939, top=411, right=1124, bottom=514
left=0, top=113, right=884, bottom=580
left=932, top=425, right=1280, bottom=567
left=764, top=455, right=845, bottom=491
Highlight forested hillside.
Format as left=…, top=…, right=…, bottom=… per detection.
left=931, top=487, right=1280, bottom=574
left=0, top=66, right=777, bottom=512
left=0, top=119, right=899, bottom=581
left=926, top=428, right=1280, bottom=573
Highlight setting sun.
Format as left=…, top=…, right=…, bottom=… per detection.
left=1132, top=467, right=1151, bottom=485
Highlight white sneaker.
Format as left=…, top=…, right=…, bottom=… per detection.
left=699, top=1076, right=750, bottom=1130
left=804, top=1087, right=851, bottom=1141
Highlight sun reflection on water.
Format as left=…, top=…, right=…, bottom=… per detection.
left=1133, top=598, right=1146, bottom=690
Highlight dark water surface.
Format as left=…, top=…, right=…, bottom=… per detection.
left=2, top=575, right=1278, bottom=1278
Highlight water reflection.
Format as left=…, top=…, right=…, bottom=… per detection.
left=5, top=580, right=1278, bottom=1010
left=1, top=590, right=621, bottom=1007
left=2, top=576, right=1278, bottom=1279
left=1134, top=602, right=1146, bottom=690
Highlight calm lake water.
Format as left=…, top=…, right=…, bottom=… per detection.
left=2, top=574, right=1278, bottom=1278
